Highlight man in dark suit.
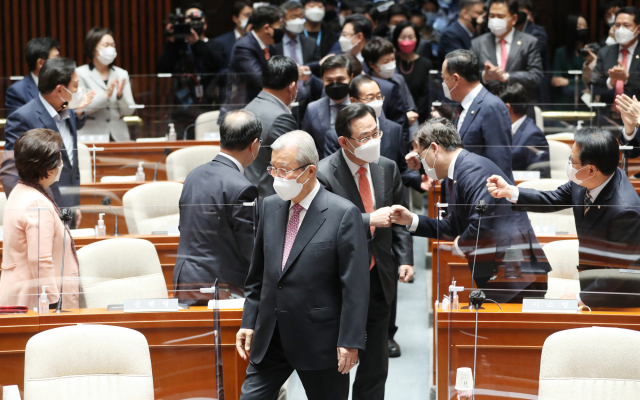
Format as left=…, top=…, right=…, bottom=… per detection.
left=470, top=0, right=543, bottom=95
left=437, top=0, right=484, bottom=65
left=237, top=130, right=370, bottom=400
left=212, top=0, right=253, bottom=72
left=317, top=103, right=413, bottom=400
left=516, top=0, right=551, bottom=105
left=173, top=110, right=260, bottom=304
left=302, top=0, right=339, bottom=57
left=244, top=56, right=299, bottom=201
left=1, top=58, right=82, bottom=225
left=330, top=14, right=370, bottom=69
left=591, top=7, right=640, bottom=118
left=488, top=127, right=640, bottom=308
left=393, top=118, right=549, bottom=300
left=497, top=83, right=550, bottom=177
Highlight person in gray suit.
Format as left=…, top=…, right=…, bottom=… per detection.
left=237, top=131, right=370, bottom=400
left=470, top=0, right=543, bottom=94
left=244, top=56, right=299, bottom=201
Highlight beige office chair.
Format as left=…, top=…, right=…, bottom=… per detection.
left=24, top=324, right=154, bottom=400
left=166, top=145, right=220, bottom=181
left=77, top=142, right=92, bottom=184
left=77, top=238, right=168, bottom=308
left=547, top=140, right=573, bottom=179
left=122, top=181, right=183, bottom=235
left=533, top=106, right=544, bottom=131
left=545, top=132, right=575, bottom=142
left=538, top=327, right=640, bottom=400
left=517, top=179, right=576, bottom=235
left=195, top=110, right=220, bottom=140
left=542, top=240, right=580, bottom=299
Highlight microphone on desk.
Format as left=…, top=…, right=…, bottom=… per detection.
left=153, top=148, right=173, bottom=181
left=56, top=208, right=74, bottom=313
left=101, top=197, right=119, bottom=236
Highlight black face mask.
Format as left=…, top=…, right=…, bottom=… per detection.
left=471, top=16, right=478, bottom=29
left=272, top=28, right=285, bottom=44
left=325, top=82, right=349, bottom=101
left=576, top=28, right=589, bottom=41
left=516, top=11, right=528, bottom=25
left=325, top=10, right=337, bottom=22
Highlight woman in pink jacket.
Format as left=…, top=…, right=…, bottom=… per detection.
left=0, top=128, right=79, bottom=310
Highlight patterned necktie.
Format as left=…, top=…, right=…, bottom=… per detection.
left=288, top=39, right=300, bottom=64
left=500, top=39, right=508, bottom=70
left=358, top=167, right=376, bottom=270
left=614, top=49, right=629, bottom=112
left=263, top=47, right=270, bottom=61
left=583, top=189, right=593, bottom=215
left=282, top=203, right=304, bottom=270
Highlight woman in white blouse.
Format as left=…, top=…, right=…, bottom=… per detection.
left=76, top=27, right=136, bottom=142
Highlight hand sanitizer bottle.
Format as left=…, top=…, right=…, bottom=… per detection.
left=38, top=286, right=50, bottom=314
left=168, top=123, right=177, bottom=141
left=135, top=161, right=145, bottom=183
left=96, top=213, right=106, bottom=237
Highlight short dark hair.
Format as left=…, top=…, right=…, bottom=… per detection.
left=616, top=6, right=640, bottom=25
left=302, top=0, right=325, bottom=5
left=344, top=14, right=372, bottom=40
left=392, top=20, right=421, bottom=52
left=335, top=103, right=377, bottom=139
left=444, top=49, right=481, bottom=82
left=187, top=2, right=204, bottom=13
left=353, top=4, right=378, bottom=22
left=387, top=4, right=409, bottom=22
left=599, top=0, right=622, bottom=18
left=84, top=27, right=114, bottom=61
left=348, top=74, right=379, bottom=99
left=410, top=10, right=426, bottom=26
left=38, top=57, right=77, bottom=94
left=340, top=0, right=355, bottom=13
left=320, top=55, right=353, bottom=78
left=414, top=118, right=463, bottom=151
left=262, top=55, right=299, bottom=90
left=220, top=110, right=262, bottom=151
left=517, top=0, right=533, bottom=12
left=490, top=0, right=519, bottom=16
left=25, top=37, right=60, bottom=72
left=280, top=1, right=303, bottom=14
left=250, top=5, right=282, bottom=31
left=232, top=0, right=252, bottom=17
left=344, top=53, right=363, bottom=76
left=461, top=0, right=483, bottom=11
left=497, top=83, right=530, bottom=116
left=574, top=128, right=620, bottom=176
left=362, top=37, right=394, bottom=68
left=15, top=128, right=63, bottom=184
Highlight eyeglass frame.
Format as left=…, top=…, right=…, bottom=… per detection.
left=345, top=129, right=383, bottom=145
left=266, top=163, right=311, bottom=178
left=356, top=94, right=385, bottom=103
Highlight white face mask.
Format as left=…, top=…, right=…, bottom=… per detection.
left=347, top=136, right=381, bottom=163
left=273, top=166, right=310, bottom=201
left=607, top=15, right=616, bottom=26
left=421, top=146, right=438, bottom=180
left=339, top=15, right=346, bottom=26
left=339, top=35, right=356, bottom=52
left=286, top=18, right=306, bottom=34
left=388, top=24, right=396, bottom=36
left=62, top=86, right=85, bottom=109
left=305, top=7, right=325, bottom=22
left=365, top=99, right=384, bottom=118
left=605, top=35, right=617, bottom=46
left=54, top=162, right=63, bottom=182
left=488, top=18, right=508, bottom=37
left=442, top=75, right=457, bottom=101
left=615, top=26, right=638, bottom=46
left=565, top=160, right=592, bottom=185
left=96, top=47, right=117, bottom=65
left=239, top=18, right=248, bottom=29
left=377, top=61, right=396, bottom=79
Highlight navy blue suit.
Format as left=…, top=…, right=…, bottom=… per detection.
left=512, top=117, right=550, bottom=178
left=438, top=21, right=472, bottom=64
left=1, top=97, right=80, bottom=208
left=212, top=31, right=238, bottom=71
left=223, top=33, right=268, bottom=114
left=372, top=76, right=410, bottom=143
left=5, top=74, right=39, bottom=116
left=302, top=96, right=333, bottom=158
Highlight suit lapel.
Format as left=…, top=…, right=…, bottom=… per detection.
left=487, top=35, right=498, bottom=65
left=25, top=75, right=38, bottom=101
left=333, top=152, right=366, bottom=211
left=36, top=97, right=61, bottom=133
left=579, top=171, right=619, bottom=233
left=90, top=66, right=109, bottom=89
left=506, top=31, right=523, bottom=71
left=573, top=184, right=587, bottom=226
left=459, top=88, right=485, bottom=139
left=370, top=161, right=385, bottom=213
left=320, top=97, right=331, bottom=134
left=629, top=45, right=640, bottom=72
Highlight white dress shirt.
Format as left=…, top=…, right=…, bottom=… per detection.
left=31, top=72, right=39, bottom=85
left=511, top=115, right=527, bottom=136
left=457, top=83, right=484, bottom=131
left=330, top=97, right=351, bottom=127
left=606, top=40, right=638, bottom=90
left=508, top=172, right=614, bottom=203
left=219, top=152, right=245, bottom=175
left=251, top=30, right=267, bottom=50
left=495, top=28, right=515, bottom=67
left=283, top=34, right=304, bottom=65
left=342, top=149, right=376, bottom=208
left=39, top=93, right=74, bottom=166
left=234, top=28, right=242, bottom=40
left=289, top=179, right=321, bottom=229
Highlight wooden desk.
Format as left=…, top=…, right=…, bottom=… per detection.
left=0, top=307, right=249, bottom=400
left=435, top=303, right=640, bottom=400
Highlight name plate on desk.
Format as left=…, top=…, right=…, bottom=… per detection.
left=522, top=298, right=578, bottom=313
left=533, top=225, right=556, bottom=236
left=124, top=299, right=179, bottom=312
left=513, top=171, right=540, bottom=181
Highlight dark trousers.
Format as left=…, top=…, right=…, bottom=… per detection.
left=352, top=267, right=392, bottom=400
left=240, top=325, right=350, bottom=400
left=388, top=274, right=399, bottom=340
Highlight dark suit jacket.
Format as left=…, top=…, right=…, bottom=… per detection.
left=317, top=152, right=413, bottom=304
left=244, top=91, right=298, bottom=201
left=304, top=24, right=339, bottom=57
left=453, top=86, right=514, bottom=180
left=271, top=34, right=322, bottom=74
left=323, top=113, right=423, bottom=192
left=471, top=29, right=543, bottom=93
left=173, top=155, right=258, bottom=297
left=241, top=185, right=370, bottom=370
left=438, top=21, right=473, bottom=64
left=302, top=96, right=333, bottom=158
left=414, top=150, right=549, bottom=284
left=225, top=33, right=268, bottom=110
left=372, top=76, right=411, bottom=141
left=590, top=43, right=640, bottom=104
left=1, top=97, right=80, bottom=208
left=512, top=117, right=550, bottom=178
left=5, top=74, right=39, bottom=116
left=212, top=30, right=238, bottom=71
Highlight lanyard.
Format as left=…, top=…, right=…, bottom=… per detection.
left=303, top=28, right=322, bottom=47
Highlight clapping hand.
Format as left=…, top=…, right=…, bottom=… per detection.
left=608, top=60, right=629, bottom=84
left=116, top=78, right=127, bottom=99
left=616, top=94, right=640, bottom=135
left=74, top=90, right=96, bottom=115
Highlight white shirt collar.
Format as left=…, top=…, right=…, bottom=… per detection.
left=291, top=178, right=320, bottom=210
left=588, top=173, right=615, bottom=202
left=39, top=93, right=69, bottom=120
left=622, top=40, right=638, bottom=55
left=234, top=28, right=242, bottom=40
left=330, top=96, right=351, bottom=107
left=511, top=115, right=527, bottom=135
left=460, top=83, right=484, bottom=110
left=342, top=148, right=370, bottom=177
left=447, top=149, right=464, bottom=180
left=31, top=72, right=39, bottom=85
left=457, top=20, right=474, bottom=37
left=261, top=91, right=292, bottom=114
left=356, top=52, right=364, bottom=63
left=218, top=152, right=245, bottom=174
left=251, top=30, right=267, bottom=50
left=495, top=27, right=515, bottom=44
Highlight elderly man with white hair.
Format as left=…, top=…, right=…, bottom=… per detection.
left=236, top=130, right=370, bottom=400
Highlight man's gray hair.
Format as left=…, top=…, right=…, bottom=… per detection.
left=413, top=117, right=463, bottom=151
left=271, top=130, right=320, bottom=167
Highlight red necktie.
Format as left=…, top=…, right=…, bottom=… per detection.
left=500, top=39, right=508, bottom=70
left=614, top=49, right=629, bottom=112
left=358, top=167, right=376, bottom=270
left=282, top=204, right=303, bottom=270
left=263, top=47, right=270, bottom=61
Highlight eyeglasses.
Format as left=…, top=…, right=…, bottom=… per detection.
left=357, top=95, right=385, bottom=103
left=267, top=164, right=310, bottom=178
left=346, top=130, right=383, bottom=144
left=567, top=156, right=585, bottom=166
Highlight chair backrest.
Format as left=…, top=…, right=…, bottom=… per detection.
left=542, top=240, right=579, bottom=280
left=77, top=238, right=168, bottom=308
left=0, top=191, right=7, bottom=229
left=533, top=106, right=544, bottom=131
left=166, top=145, right=220, bottom=181
left=517, top=179, right=576, bottom=235
left=547, top=140, right=572, bottom=179
left=195, top=110, right=220, bottom=140
left=24, top=324, right=154, bottom=400
left=545, top=132, right=575, bottom=141
left=77, top=142, right=92, bottom=184
left=538, top=327, right=640, bottom=400
left=122, top=181, right=183, bottom=235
